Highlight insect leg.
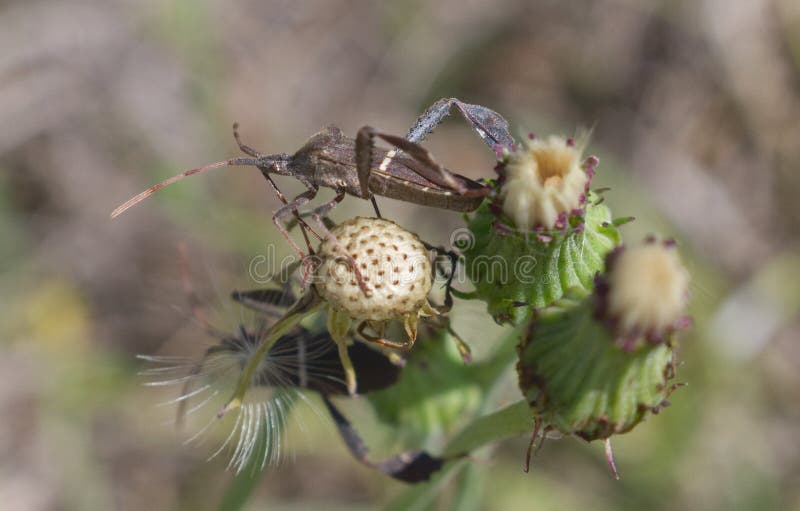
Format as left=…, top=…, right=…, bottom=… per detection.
left=308, top=189, right=372, bottom=297
left=230, top=287, right=298, bottom=318
left=354, top=127, right=385, bottom=218
left=233, top=123, right=320, bottom=250
left=524, top=417, right=544, bottom=473
left=262, top=172, right=320, bottom=253
left=445, top=322, right=472, bottom=364
left=406, top=97, right=515, bottom=148
left=356, top=321, right=414, bottom=351
left=232, top=122, right=266, bottom=158
left=418, top=242, right=473, bottom=362
left=273, top=188, right=318, bottom=256
left=321, top=395, right=451, bottom=482
left=307, top=188, right=346, bottom=223
left=422, top=241, right=460, bottom=312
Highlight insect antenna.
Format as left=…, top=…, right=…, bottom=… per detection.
left=110, top=157, right=268, bottom=218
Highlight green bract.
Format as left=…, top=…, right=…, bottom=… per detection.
left=463, top=195, right=621, bottom=324
left=516, top=288, right=677, bottom=442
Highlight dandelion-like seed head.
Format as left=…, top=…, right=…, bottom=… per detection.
left=139, top=323, right=339, bottom=473
left=500, top=135, right=589, bottom=230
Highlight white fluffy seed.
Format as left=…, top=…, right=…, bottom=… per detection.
left=314, top=217, right=432, bottom=321
left=500, top=135, right=588, bottom=230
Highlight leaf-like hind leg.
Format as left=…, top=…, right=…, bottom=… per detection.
left=352, top=98, right=513, bottom=216
left=406, top=97, right=515, bottom=148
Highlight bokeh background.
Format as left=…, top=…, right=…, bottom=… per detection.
left=2, top=0, right=799, bottom=509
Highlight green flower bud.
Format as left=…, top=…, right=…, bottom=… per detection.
left=516, top=239, right=690, bottom=474
left=461, top=136, right=623, bottom=324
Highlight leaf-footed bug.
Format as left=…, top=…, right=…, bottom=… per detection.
left=111, top=98, right=515, bottom=294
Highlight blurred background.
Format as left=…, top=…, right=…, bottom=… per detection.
left=1, top=0, right=799, bottom=509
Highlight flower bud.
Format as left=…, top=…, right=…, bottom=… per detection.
left=594, top=239, right=691, bottom=349
left=516, top=240, right=690, bottom=464
left=462, top=134, right=626, bottom=324
left=500, top=135, right=590, bottom=230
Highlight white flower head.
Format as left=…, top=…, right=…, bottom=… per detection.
left=605, top=241, right=690, bottom=337
left=500, top=135, right=590, bottom=230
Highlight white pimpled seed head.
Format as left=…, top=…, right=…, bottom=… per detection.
left=607, top=243, right=690, bottom=335
left=315, top=217, right=432, bottom=321
left=500, top=135, right=589, bottom=230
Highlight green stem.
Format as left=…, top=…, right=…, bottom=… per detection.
left=443, top=400, right=532, bottom=457
left=473, top=323, right=525, bottom=389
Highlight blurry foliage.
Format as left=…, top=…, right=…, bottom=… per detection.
left=1, top=0, right=799, bottom=510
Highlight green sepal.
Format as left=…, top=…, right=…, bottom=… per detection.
left=517, top=288, right=676, bottom=441
left=463, top=197, right=621, bottom=324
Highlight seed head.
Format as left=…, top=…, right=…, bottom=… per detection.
left=500, top=135, right=589, bottom=230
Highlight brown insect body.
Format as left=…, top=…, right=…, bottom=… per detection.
left=111, top=98, right=513, bottom=288
left=291, top=125, right=488, bottom=212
